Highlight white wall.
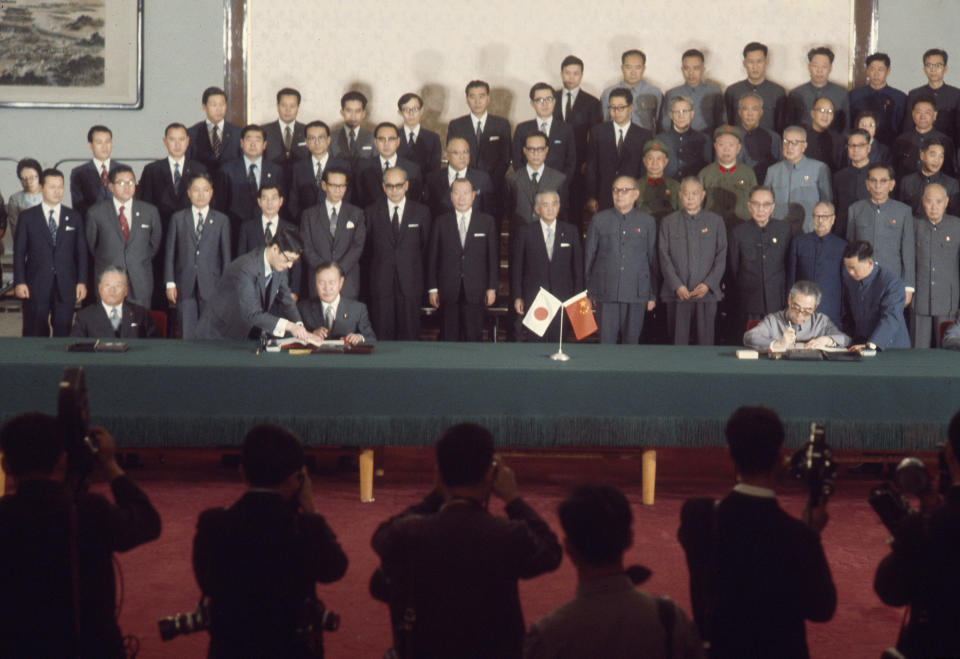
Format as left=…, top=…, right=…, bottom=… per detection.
left=877, top=0, right=960, bottom=93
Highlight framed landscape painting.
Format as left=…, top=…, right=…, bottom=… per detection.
left=0, top=0, right=142, bottom=108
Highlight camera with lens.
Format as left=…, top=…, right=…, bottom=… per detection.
left=158, top=597, right=338, bottom=643
left=868, top=449, right=952, bottom=535
left=57, top=367, right=101, bottom=494
left=790, top=423, right=836, bottom=507
left=157, top=599, right=212, bottom=641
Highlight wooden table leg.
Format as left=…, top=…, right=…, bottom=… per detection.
left=0, top=454, right=5, bottom=498
left=359, top=448, right=375, bottom=503
left=641, top=449, right=656, bottom=505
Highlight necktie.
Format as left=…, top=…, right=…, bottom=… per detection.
left=118, top=204, right=130, bottom=243
left=476, top=121, right=483, bottom=144
left=264, top=221, right=273, bottom=244
left=458, top=214, right=467, bottom=246
left=409, top=131, right=416, bottom=146
left=264, top=272, right=273, bottom=301
left=196, top=212, right=205, bottom=242
left=248, top=163, right=258, bottom=195
left=531, top=171, right=539, bottom=186
left=546, top=225, right=554, bottom=260
left=173, top=162, right=182, bottom=194
left=349, top=129, right=357, bottom=153
left=48, top=209, right=57, bottom=245
left=283, top=125, right=292, bottom=152
left=101, top=165, right=109, bottom=190
left=324, top=304, right=335, bottom=330
left=315, top=162, right=323, bottom=188
left=383, top=159, right=391, bottom=174
left=110, top=307, right=120, bottom=331
left=565, top=92, right=572, bottom=121
left=392, top=206, right=401, bottom=239
left=540, top=121, right=548, bottom=134
left=617, top=128, right=624, bottom=156
left=211, top=125, right=222, bottom=159
left=329, top=207, right=338, bottom=236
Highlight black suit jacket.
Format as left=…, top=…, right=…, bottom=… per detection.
left=215, top=158, right=285, bottom=232
left=299, top=202, right=366, bottom=299
left=427, top=210, right=498, bottom=303
left=331, top=125, right=375, bottom=169
left=69, top=160, right=126, bottom=220
left=286, top=155, right=352, bottom=221
left=13, top=204, right=88, bottom=301
left=262, top=120, right=309, bottom=170
left=398, top=127, right=442, bottom=176
left=138, top=158, right=208, bottom=223
left=186, top=120, right=242, bottom=176
left=296, top=297, right=376, bottom=341
left=353, top=156, right=423, bottom=208
left=446, top=114, right=512, bottom=189
left=554, top=88, right=604, bottom=168
left=364, top=198, right=432, bottom=298
left=727, top=219, right=793, bottom=315
left=585, top=122, right=651, bottom=209
left=70, top=301, right=158, bottom=338
left=423, top=167, right=494, bottom=217
left=510, top=220, right=583, bottom=305
left=511, top=119, right=577, bottom=182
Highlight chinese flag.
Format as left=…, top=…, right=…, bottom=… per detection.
left=563, top=291, right=598, bottom=340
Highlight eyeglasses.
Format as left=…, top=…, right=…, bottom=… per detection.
left=113, top=180, right=136, bottom=187
left=280, top=251, right=297, bottom=265
left=325, top=182, right=347, bottom=190
left=814, top=108, right=834, bottom=114
left=783, top=139, right=806, bottom=147
left=305, top=135, right=329, bottom=143
left=383, top=182, right=407, bottom=190
left=609, top=104, right=631, bottom=112
left=925, top=62, right=946, bottom=69
left=612, top=187, right=638, bottom=194
left=532, top=97, right=555, bottom=105
left=400, top=106, right=422, bottom=115
left=788, top=302, right=816, bottom=316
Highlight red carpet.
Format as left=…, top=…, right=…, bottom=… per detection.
left=98, top=447, right=904, bottom=658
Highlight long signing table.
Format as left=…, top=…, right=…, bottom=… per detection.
left=2, top=338, right=958, bottom=501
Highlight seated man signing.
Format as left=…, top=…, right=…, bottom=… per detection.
left=297, top=261, right=375, bottom=345
left=743, top=280, right=850, bottom=351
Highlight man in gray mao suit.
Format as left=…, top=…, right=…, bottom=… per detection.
left=913, top=183, right=960, bottom=346
left=299, top=166, right=366, bottom=300
left=584, top=175, right=659, bottom=344
left=659, top=178, right=727, bottom=345
left=85, top=165, right=162, bottom=308
left=505, top=131, right=567, bottom=228
left=196, top=227, right=311, bottom=342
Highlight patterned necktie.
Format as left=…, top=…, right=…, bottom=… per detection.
left=110, top=307, right=121, bottom=331
left=324, top=304, right=335, bottom=330
left=248, top=163, right=258, bottom=195
left=540, top=121, right=548, bottom=134
left=283, top=125, right=292, bottom=152
left=458, top=214, right=467, bottom=247
left=195, top=211, right=205, bottom=242
left=565, top=92, right=572, bottom=121
left=48, top=209, right=57, bottom=245
left=546, top=224, right=554, bottom=261
left=392, top=206, right=401, bottom=239
left=264, top=220, right=273, bottom=244
left=315, top=161, right=323, bottom=188
left=118, top=204, right=130, bottom=243
left=329, top=207, right=338, bottom=236
left=211, top=125, right=222, bottom=159
left=101, top=165, right=109, bottom=190
left=173, top=162, right=182, bottom=194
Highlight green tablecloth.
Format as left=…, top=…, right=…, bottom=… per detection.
left=1, top=338, right=957, bottom=449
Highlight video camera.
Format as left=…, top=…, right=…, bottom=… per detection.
left=158, top=597, right=339, bottom=642
left=789, top=423, right=836, bottom=508
left=868, top=450, right=952, bottom=535
left=57, top=367, right=100, bottom=495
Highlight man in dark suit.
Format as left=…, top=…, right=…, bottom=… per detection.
left=287, top=121, right=351, bottom=222
left=13, top=168, right=88, bottom=336
left=215, top=124, right=284, bottom=251
left=423, top=137, right=494, bottom=217
left=237, top=184, right=302, bottom=299
left=298, top=261, right=376, bottom=344
left=331, top=91, right=375, bottom=169
left=512, top=82, right=576, bottom=183
left=196, top=227, right=310, bottom=341
left=354, top=122, right=423, bottom=208
left=679, top=406, right=836, bottom=659
left=138, top=122, right=208, bottom=309
left=842, top=240, right=911, bottom=350
left=510, top=190, right=583, bottom=342
left=186, top=86, right=242, bottom=178
left=85, top=165, right=162, bottom=309
left=70, top=266, right=158, bottom=338
left=787, top=202, right=847, bottom=327
left=427, top=178, right=499, bottom=341
left=70, top=125, right=126, bottom=221
left=299, top=166, right=366, bottom=300
left=261, top=87, right=309, bottom=199
left=164, top=173, right=232, bottom=339
left=397, top=92, right=442, bottom=177
left=506, top=131, right=567, bottom=228
left=447, top=80, right=512, bottom=219
left=555, top=55, right=604, bottom=228
left=585, top=88, right=651, bottom=214
left=364, top=167, right=431, bottom=340
left=372, top=423, right=561, bottom=659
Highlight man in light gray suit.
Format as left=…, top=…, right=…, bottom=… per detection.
left=914, top=183, right=960, bottom=347
left=196, top=227, right=311, bottom=341
left=85, top=165, right=162, bottom=308
left=299, top=166, right=366, bottom=299
left=505, top=131, right=567, bottom=228
left=165, top=173, right=232, bottom=339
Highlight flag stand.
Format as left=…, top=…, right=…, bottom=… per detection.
left=550, top=310, right=570, bottom=361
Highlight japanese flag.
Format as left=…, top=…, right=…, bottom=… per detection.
left=522, top=287, right=562, bottom=337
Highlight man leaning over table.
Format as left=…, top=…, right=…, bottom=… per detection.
left=743, top=280, right=849, bottom=351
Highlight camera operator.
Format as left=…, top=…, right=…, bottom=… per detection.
left=0, top=413, right=161, bottom=657
left=192, top=424, right=348, bottom=659
left=873, top=410, right=960, bottom=657
left=677, top=406, right=836, bottom=659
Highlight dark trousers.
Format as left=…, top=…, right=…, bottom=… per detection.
left=440, top=283, right=484, bottom=341
left=666, top=299, right=717, bottom=345
left=598, top=302, right=645, bottom=344
left=371, top=276, right=421, bottom=341
left=22, top=281, right=74, bottom=337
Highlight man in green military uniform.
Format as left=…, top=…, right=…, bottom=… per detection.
left=699, top=125, right=758, bottom=235
left=636, top=139, right=680, bottom=223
